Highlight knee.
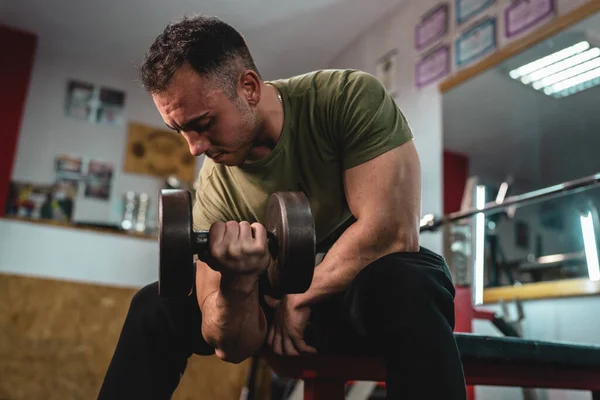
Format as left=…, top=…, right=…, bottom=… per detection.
left=126, top=282, right=161, bottom=324
left=130, top=282, right=160, bottom=309
left=347, top=256, right=455, bottom=331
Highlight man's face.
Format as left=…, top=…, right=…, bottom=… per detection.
left=152, top=64, right=260, bottom=166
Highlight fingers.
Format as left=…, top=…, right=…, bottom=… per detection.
left=208, top=220, right=270, bottom=275
left=267, top=306, right=316, bottom=356
left=272, top=324, right=283, bottom=356
left=211, top=221, right=267, bottom=257
left=209, top=221, right=237, bottom=259
left=239, top=221, right=252, bottom=241
left=208, top=221, right=226, bottom=250
left=282, top=333, right=299, bottom=356
left=292, top=338, right=317, bottom=354
left=263, top=294, right=280, bottom=308
left=267, top=324, right=275, bottom=349
left=251, top=222, right=267, bottom=251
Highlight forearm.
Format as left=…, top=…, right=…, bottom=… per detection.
left=296, top=218, right=419, bottom=308
left=200, top=273, right=267, bottom=364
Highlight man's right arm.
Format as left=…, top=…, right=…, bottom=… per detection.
left=192, top=163, right=270, bottom=363
left=195, top=261, right=267, bottom=364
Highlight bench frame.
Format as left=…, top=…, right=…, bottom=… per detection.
left=264, top=338, right=600, bottom=400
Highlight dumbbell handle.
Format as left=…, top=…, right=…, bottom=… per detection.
left=192, top=231, right=279, bottom=262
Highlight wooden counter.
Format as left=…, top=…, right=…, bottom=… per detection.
left=0, top=273, right=272, bottom=400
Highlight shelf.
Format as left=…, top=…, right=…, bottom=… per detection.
left=1, top=215, right=157, bottom=242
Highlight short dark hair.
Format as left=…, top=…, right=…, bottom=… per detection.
left=139, top=15, right=261, bottom=96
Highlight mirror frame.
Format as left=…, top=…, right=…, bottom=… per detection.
left=439, top=0, right=600, bottom=304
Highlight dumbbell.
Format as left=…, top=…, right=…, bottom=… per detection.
left=158, top=189, right=316, bottom=299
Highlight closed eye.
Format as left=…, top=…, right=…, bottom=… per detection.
left=194, top=119, right=213, bottom=133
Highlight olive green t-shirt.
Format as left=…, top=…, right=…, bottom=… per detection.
left=192, top=69, right=413, bottom=244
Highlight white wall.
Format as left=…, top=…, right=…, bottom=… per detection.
left=328, top=1, right=448, bottom=253
left=10, top=38, right=201, bottom=227
left=329, top=0, right=598, bottom=399
left=1, top=35, right=202, bottom=288
left=0, top=219, right=158, bottom=288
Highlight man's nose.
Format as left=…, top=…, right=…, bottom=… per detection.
left=181, top=131, right=210, bottom=156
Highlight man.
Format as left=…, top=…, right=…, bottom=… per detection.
left=98, top=15, right=466, bottom=399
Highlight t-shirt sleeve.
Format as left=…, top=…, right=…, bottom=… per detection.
left=332, top=70, right=413, bottom=170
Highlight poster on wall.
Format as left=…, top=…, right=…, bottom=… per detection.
left=64, top=80, right=126, bottom=126
left=415, top=3, right=449, bottom=51
left=55, top=154, right=83, bottom=181
left=96, top=87, right=126, bottom=126
left=456, top=0, right=496, bottom=25
left=84, top=159, right=114, bottom=200
left=375, top=50, right=398, bottom=95
left=416, top=45, right=451, bottom=88
left=505, top=0, right=555, bottom=38
left=456, top=17, right=497, bottom=67
left=123, top=122, right=196, bottom=183
left=65, top=81, right=95, bottom=122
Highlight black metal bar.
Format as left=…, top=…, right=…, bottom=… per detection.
left=492, top=316, right=521, bottom=338
left=421, top=173, right=600, bottom=232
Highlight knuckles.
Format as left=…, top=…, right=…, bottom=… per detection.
left=209, top=221, right=270, bottom=265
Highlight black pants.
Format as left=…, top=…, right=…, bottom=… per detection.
left=97, top=247, right=466, bottom=399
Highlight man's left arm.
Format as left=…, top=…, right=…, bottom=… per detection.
left=294, top=139, right=422, bottom=308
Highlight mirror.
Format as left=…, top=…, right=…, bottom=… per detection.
left=442, top=9, right=600, bottom=302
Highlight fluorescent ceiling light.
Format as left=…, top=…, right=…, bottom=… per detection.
left=580, top=211, right=600, bottom=282
left=473, top=185, right=486, bottom=306
left=508, top=40, right=600, bottom=98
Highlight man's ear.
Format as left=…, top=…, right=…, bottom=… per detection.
left=239, top=70, right=261, bottom=106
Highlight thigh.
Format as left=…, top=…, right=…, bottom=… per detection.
left=305, top=247, right=457, bottom=354
left=346, top=246, right=456, bottom=337
left=182, top=285, right=216, bottom=356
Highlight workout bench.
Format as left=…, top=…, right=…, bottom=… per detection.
left=264, top=333, right=600, bottom=399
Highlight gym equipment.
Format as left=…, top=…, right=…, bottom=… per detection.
left=420, top=173, right=600, bottom=232
left=262, top=334, right=600, bottom=400
left=158, top=189, right=316, bottom=298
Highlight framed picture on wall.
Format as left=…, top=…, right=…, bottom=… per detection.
left=456, top=0, right=496, bottom=25
left=64, top=80, right=126, bottom=126
left=455, top=17, right=497, bottom=67
left=55, top=154, right=83, bottom=181
left=84, top=159, right=114, bottom=200
left=123, top=122, right=196, bottom=183
left=65, top=80, right=95, bottom=122
left=375, top=50, right=398, bottom=95
left=96, top=86, right=126, bottom=126
left=416, top=44, right=451, bottom=88
left=415, top=3, right=449, bottom=51
left=505, top=0, right=556, bottom=38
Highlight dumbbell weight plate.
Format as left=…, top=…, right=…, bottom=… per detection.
left=158, top=189, right=316, bottom=299
left=265, top=191, right=316, bottom=298
left=158, top=189, right=195, bottom=298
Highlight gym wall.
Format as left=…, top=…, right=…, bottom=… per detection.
left=329, top=0, right=600, bottom=399
left=0, top=25, right=269, bottom=400
left=0, top=33, right=177, bottom=287
left=0, top=26, right=36, bottom=218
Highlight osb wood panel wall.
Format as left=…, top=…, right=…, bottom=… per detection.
left=0, top=273, right=272, bottom=400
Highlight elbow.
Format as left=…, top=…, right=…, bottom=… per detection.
left=210, top=334, right=265, bottom=365
left=202, top=331, right=251, bottom=364
left=360, top=216, right=420, bottom=253
left=215, top=348, right=250, bottom=364
left=385, top=221, right=420, bottom=253
left=396, top=230, right=420, bottom=252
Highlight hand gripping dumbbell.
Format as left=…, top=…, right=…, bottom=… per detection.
left=158, top=189, right=316, bottom=299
